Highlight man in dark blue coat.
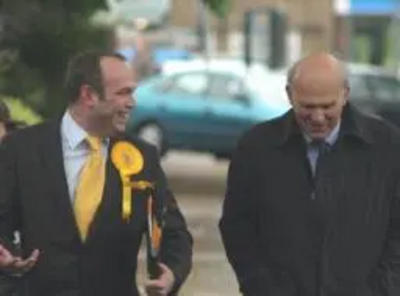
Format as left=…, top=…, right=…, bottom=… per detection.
left=220, top=52, right=400, bottom=296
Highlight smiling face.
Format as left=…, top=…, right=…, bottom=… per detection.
left=85, top=57, right=136, bottom=136
left=286, top=54, right=349, bottom=140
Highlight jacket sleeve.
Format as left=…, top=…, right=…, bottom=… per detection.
left=372, top=171, right=400, bottom=296
left=0, top=135, right=20, bottom=244
left=151, top=148, right=193, bottom=295
left=218, top=139, right=271, bottom=296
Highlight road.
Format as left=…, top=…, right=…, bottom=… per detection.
left=137, top=152, right=241, bottom=296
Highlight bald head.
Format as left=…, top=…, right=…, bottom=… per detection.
left=286, top=52, right=349, bottom=140
left=287, top=52, right=348, bottom=89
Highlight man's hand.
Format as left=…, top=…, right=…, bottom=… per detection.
left=145, top=263, right=175, bottom=296
left=0, top=244, right=39, bottom=275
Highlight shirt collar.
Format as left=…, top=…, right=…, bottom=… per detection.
left=61, top=111, right=110, bottom=150
left=277, top=103, right=373, bottom=147
left=303, top=121, right=341, bottom=147
left=61, top=110, right=88, bottom=150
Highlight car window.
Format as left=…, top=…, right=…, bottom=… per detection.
left=367, top=75, right=400, bottom=102
left=166, top=72, right=209, bottom=95
left=208, top=74, right=245, bottom=99
left=348, top=74, right=370, bottom=101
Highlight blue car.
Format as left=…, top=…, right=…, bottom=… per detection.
left=126, top=61, right=290, bottom=158
left=118, top=47, right=194, bottom=65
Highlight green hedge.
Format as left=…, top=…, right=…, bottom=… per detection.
left=1, top=96, right=42, bottom=125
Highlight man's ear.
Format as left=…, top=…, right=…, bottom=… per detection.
left=342, top=85, right=350, bottom=106
left=286, top=85, right=293, bottom=104
left=79, top=84, right=98, bottom=107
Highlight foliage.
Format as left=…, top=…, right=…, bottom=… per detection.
left=0, top=0, right=113, bottom=118
left=0, top=0, right=230, bottom=119
left=202, top=0, right=231, bottom=18
left=1, top=96, right=42, bottom=125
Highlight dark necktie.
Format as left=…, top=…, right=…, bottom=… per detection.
left=310, top=140, right=330, bottom=200
left=311, top=140, right=330, bottom=177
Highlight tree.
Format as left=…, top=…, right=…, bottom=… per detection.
left=202, top=0, right=231, bottom=18
left=0, top=0, right=231, bottom=117
left=0, top=0, right=113, bottom=117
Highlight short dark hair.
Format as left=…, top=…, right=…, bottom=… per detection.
left=63, top=50, right=126, bottom=104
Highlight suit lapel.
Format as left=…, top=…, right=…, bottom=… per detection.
left=84, top=137, right=151, bottom=242
left=39, top=121, right=133, bottom=244
left=40, top=119, right=81, bottom=243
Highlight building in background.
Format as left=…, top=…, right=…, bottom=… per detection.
left=112, top=0, right=334, bottom=61
left=169, top=0, right=335, bottom=57
left=334, top=0, right=400, bottom=66
left=110, top=0, right=399, bottom=68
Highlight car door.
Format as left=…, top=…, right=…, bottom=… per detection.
left=153, top=71, right=211, bottom=148
left=205, top=73, right=255, bottom=152
left=365, top=74, right=400, bottom=126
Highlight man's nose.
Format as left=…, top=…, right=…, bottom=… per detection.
left=310, top=109, right=325, bottom=123
left=126, top=95, right=136, bottom=109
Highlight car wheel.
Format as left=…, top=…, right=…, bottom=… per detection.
left=136, top=123, right=166, bottom=155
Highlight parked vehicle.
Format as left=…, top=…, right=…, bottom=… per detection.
left=346, top=63, right=400, bottom=125
left=127, top=60, right=400, bottom=158
left=126, top=60, right=290, bottom=158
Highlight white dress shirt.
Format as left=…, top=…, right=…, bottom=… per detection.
left=60, top=111, right=108, bottom=201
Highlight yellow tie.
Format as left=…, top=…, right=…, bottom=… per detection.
left=74, top=136, right=105, bottom=241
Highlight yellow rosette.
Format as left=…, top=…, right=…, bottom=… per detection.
left=111, top=141, right=144, bottom=221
